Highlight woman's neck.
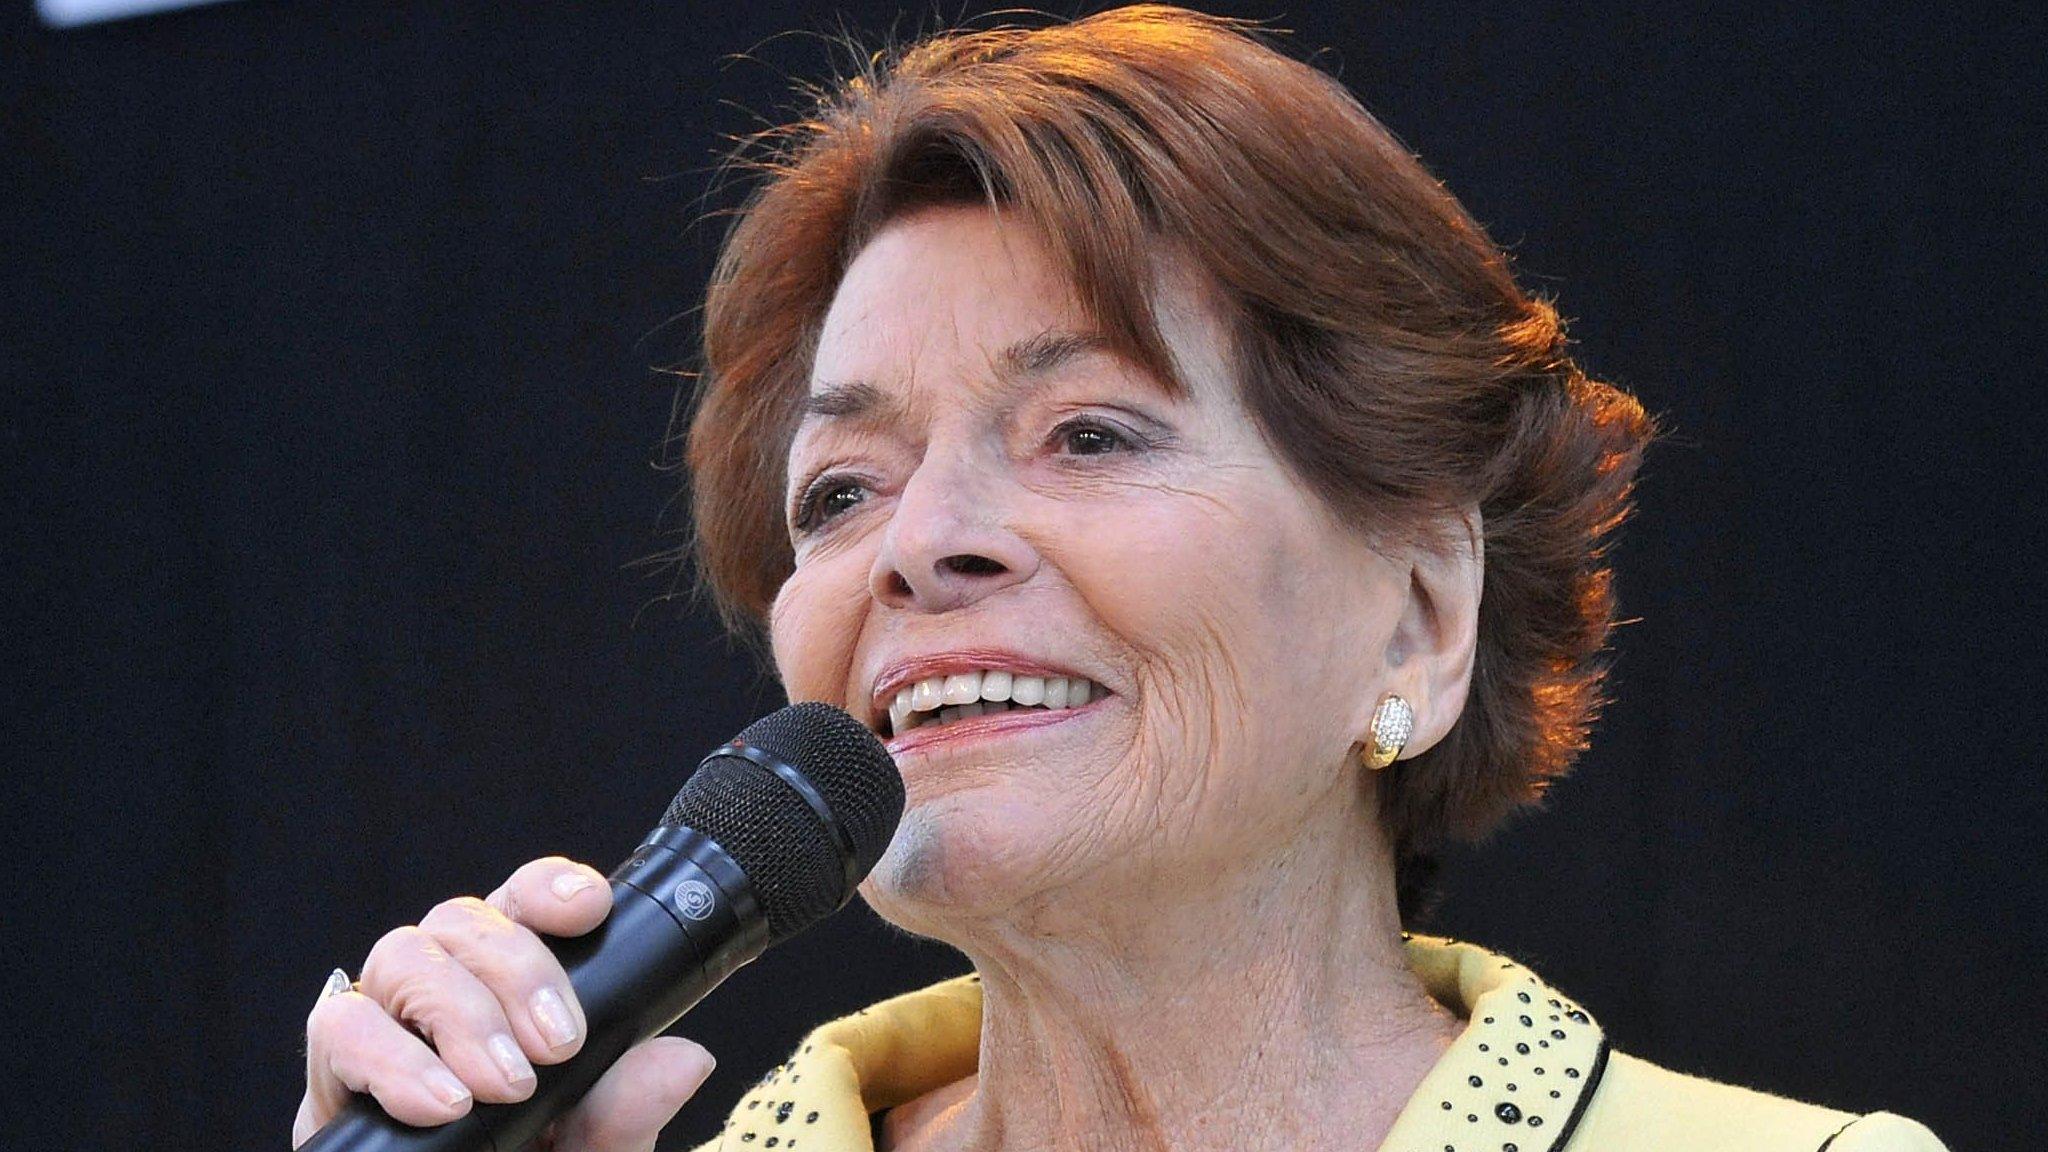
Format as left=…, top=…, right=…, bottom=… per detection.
left=890, top=807, right=1464, bottom=1152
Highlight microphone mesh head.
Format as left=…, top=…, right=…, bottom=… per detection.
left=661, top=702, right=903, bottom=944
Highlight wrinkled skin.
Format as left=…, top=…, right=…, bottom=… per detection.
left=774, top=203, right=1474, bottom=938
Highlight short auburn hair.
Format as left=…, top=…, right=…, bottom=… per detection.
left=677, top=4, right=1653, bottom=920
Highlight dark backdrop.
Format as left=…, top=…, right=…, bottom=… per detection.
left=4, top=2, right=2043, bottom=1149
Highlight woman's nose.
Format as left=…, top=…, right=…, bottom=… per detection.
left=868, top=453, right=1039, bottom=613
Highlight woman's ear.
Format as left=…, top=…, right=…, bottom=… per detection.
left=1380, top=507, right=1483, bottom=759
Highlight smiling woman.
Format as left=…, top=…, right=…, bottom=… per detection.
left=290, top=6, right=1948, bottom=1152
left=689, top=5, right=1640, bottom=932
left=767, top=204, right=1466, bottom=941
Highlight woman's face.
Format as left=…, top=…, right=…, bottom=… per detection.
left=771, top=204, right=1414, bottom=929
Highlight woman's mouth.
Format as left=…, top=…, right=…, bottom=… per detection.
left=881, top=669, right=1107, bottom=755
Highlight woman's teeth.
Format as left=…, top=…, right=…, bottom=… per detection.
left=887, top=670, right=1101, bottom=737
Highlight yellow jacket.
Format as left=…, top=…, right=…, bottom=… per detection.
left=694, top=933, right=1947, bottom=1151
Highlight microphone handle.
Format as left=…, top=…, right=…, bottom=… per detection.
left=300, top=826, right=767, bottom=1152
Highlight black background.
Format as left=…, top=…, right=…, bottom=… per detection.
left=4, top=2, right=2043, bottom=1150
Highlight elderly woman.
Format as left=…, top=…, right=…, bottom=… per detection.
left=295, top=7, right=1948, bottom=1152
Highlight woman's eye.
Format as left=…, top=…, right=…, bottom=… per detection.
left=1053, top=418, right=1134, bottom=456
left=793, top=476, right=869, bottom=533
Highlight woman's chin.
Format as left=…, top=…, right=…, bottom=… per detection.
left=859, top=801, right=1072, bottom=936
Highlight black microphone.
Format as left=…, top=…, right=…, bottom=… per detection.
left=300, top=702, right=904, bottom=1152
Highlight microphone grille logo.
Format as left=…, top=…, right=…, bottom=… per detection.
left=673, top=879, right=717, bottom=921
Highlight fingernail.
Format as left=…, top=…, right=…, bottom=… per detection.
left=671, top=1037, right=716, bottom=1074
left=531, top=986, right=579, bottom=1049
left=550, top=873, right=595, bottom=901
left=488, top=1032, right=535, bottom=1087
left=424, top=1066, right=472, bottom=1109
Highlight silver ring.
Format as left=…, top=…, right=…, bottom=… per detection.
left=317, top=967, right=354, bottom=1005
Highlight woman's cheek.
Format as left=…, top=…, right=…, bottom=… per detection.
left=768, top=556, right=865, bottom=702
left=1079, top=577, right=1270, bottom=841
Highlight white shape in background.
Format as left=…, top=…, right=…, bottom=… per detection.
left=38, top=0, right=244, bottom=28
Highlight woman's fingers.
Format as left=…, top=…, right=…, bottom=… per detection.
left=547, top=1036, right=716, bottom=1152
left=300, top=989, right=473, bottom=1142
left=405, top=895, right=589, bottom=1065
left=295, top=857, right=613, bottom=1147
left=485, top=856, right=612, bottom=938
left=354, top=924, right=539, bottom=1102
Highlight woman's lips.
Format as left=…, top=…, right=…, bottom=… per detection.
left=884, top=695, right=1108, bottom=756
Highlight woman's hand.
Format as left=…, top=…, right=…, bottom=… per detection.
left=293, top=856, right=716, bottom=1151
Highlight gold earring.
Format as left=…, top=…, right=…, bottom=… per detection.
left=1362, top=694, right=1415, bottom=771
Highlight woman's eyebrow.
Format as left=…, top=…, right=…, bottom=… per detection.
left=799, top=329, right=1117, bottom=428
left=1000, top=329, right=1113, bottom=377
left=799, top=380, right=894, bottom=423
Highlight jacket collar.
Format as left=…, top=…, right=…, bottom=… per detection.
left=1377, top=933, right=1611, bottom=1151
left=710, top=933, right=1608, bottom=1151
